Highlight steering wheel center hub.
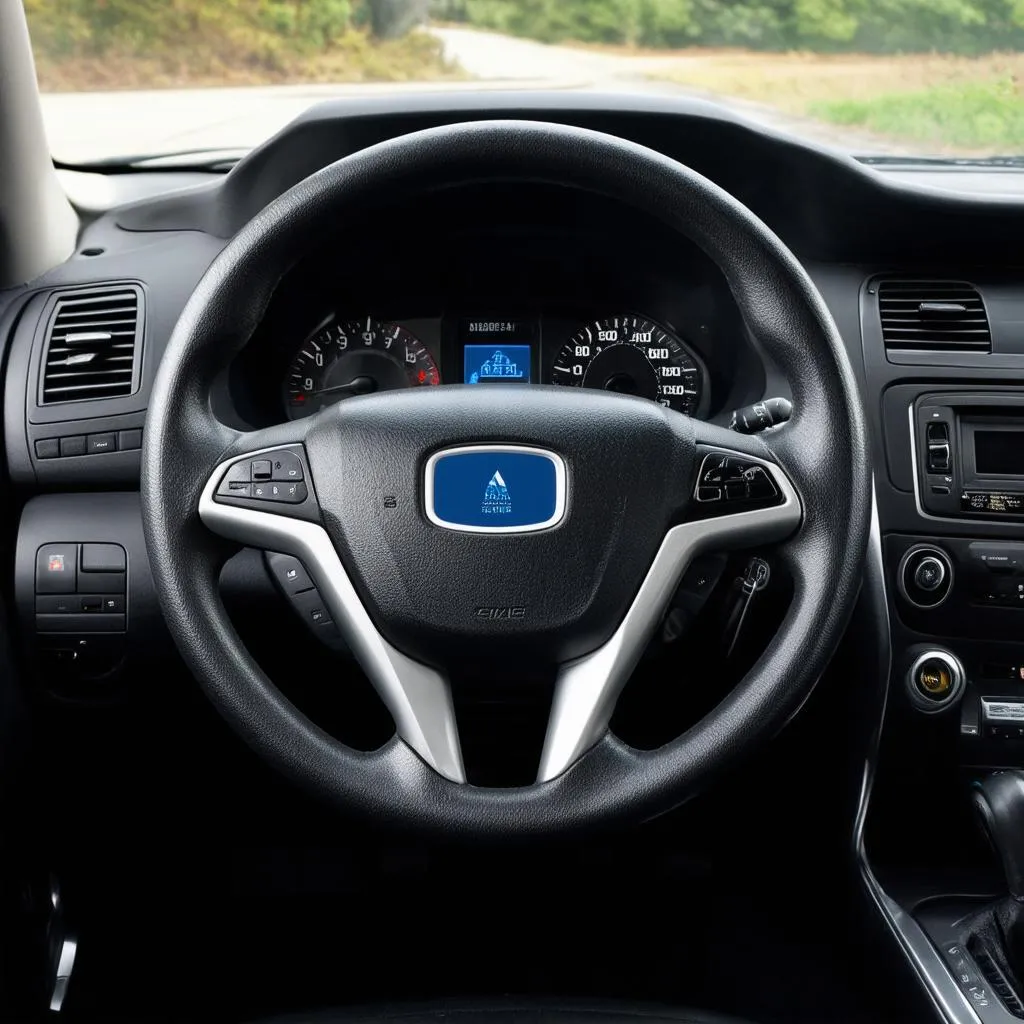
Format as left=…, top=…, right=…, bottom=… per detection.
left=304, top=385, right=696, bottom=667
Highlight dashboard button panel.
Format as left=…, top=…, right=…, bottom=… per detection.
left=33, top=543, right=127, bottom=633
left=32, top=429, right=144, bottom=464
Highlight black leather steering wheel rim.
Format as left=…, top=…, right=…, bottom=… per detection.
left=141, top=120, right=871, bottom=836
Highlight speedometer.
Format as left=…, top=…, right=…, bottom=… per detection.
left=550, top=315, right=704, bottom=416
left=284, top=317, right=440, bottom=419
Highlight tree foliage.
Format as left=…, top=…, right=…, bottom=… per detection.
left=437, top=0, right=1024, bottom=51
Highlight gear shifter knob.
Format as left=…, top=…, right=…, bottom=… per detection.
left=973, top=771, right=1024, bottom=900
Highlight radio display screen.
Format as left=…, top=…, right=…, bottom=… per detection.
left=975, top=431, right=1024, bottom=476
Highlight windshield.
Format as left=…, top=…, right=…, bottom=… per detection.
left=24, top=0, right=1024, bottom=164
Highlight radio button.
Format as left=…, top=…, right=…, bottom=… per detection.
left=928, top=440, right=951, bottom=472
left=968, top=542, right=1024, bottom=571
left=914, top=556, right=946, bottom=592
left=899, top=545, right=954, bottom=609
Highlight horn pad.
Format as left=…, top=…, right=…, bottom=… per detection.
left=305, top=385, right=695, bottom=667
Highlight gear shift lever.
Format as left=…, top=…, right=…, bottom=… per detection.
left=972, top=771, right=1024, bottom=900
left=957, top=771, right=1024, bottom=1011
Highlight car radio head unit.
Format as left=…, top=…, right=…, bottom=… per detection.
left=916, top=393, right=1024, bottom=519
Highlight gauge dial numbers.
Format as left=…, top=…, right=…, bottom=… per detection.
left=284, top=318, right=440, bottom=419
left=550, top=316, right=704, bottom=416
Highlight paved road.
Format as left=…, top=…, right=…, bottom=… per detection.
left=38, top=26, right=892, bottom=163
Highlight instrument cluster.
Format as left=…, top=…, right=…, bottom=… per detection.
left=281, top=311, right=710, bottom=421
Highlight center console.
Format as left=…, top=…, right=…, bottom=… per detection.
left=896, top=390, right=1024, bottom=754
left=873, top=377, right=1024, bottom=1023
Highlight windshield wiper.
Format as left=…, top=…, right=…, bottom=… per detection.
left=54, top=147, right=248, bottom=174
left=858, top=155, right=1024, bottom=170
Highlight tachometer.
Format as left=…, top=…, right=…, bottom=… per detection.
left=550, top=315, right=703, bottom=416
left=284, top=318, right=439, bottom=419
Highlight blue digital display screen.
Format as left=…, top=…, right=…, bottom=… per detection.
left=430, top=450, right=560, bottom=530
left=464, top=344, right=531, bottom=384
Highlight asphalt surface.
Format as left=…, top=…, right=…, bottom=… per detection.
left=38, top=26, right=893, bottom=164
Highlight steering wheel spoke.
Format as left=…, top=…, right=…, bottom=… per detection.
left=198, top=432, right=467, bottom=784
left=538, top=428, right=801, bottom=782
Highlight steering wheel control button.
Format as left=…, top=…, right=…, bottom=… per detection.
left=263, top=555, right=347, bottom=652
left=215, top=447, right=315, bottom=515
left=898, top=545, right=954, bottom=609
left=36, top=544, right=77, bottom=593
left=694, top=453, right=781, bottom=512
left=266, top=553, right=314, bottom=595
left=293, top=589, right=332, bottom=627
left=81, top=544, right=126, bottom=573
left=425, top=445, right=566, bottom=533
left=907, top=649, right=966, bottom=713
left=270, top=452, right=303, bottom=482
left=252, top=481, right=307, bottom=503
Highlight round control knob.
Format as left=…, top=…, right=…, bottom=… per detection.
left=898, top=545, right=953, bottom=609
left=907, top=649, right=965, bottom=713
left=913, top=556, right=946, bottom=592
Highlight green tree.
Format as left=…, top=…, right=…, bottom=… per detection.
left=365, top=0, right=427, bottom=38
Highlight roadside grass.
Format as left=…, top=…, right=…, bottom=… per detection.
left=31, top=29, right=462, bottom=91
left=653, top=51, right=1024, bottom=152
left=811, top=79, right=1024, bottom=150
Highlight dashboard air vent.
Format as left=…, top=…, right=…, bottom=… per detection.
left=878, top=279, right=990, bottom=353
left=39, top=285, right=142, bottom=404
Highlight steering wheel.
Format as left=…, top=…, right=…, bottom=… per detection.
left=141, top=121, right=870, bottom=835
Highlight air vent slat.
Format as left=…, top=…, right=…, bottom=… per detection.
left=54, top=305, right=137, bottom=317
left=39, top=286, right=142, bottom=404
left=52, top=318, right=137, bottom=330
left=878, top=279, right=991, bottom=354
left=45, top=368, right=134, bottom=380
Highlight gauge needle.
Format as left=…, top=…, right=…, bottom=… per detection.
left=312, top=376, right=377, bottom=397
